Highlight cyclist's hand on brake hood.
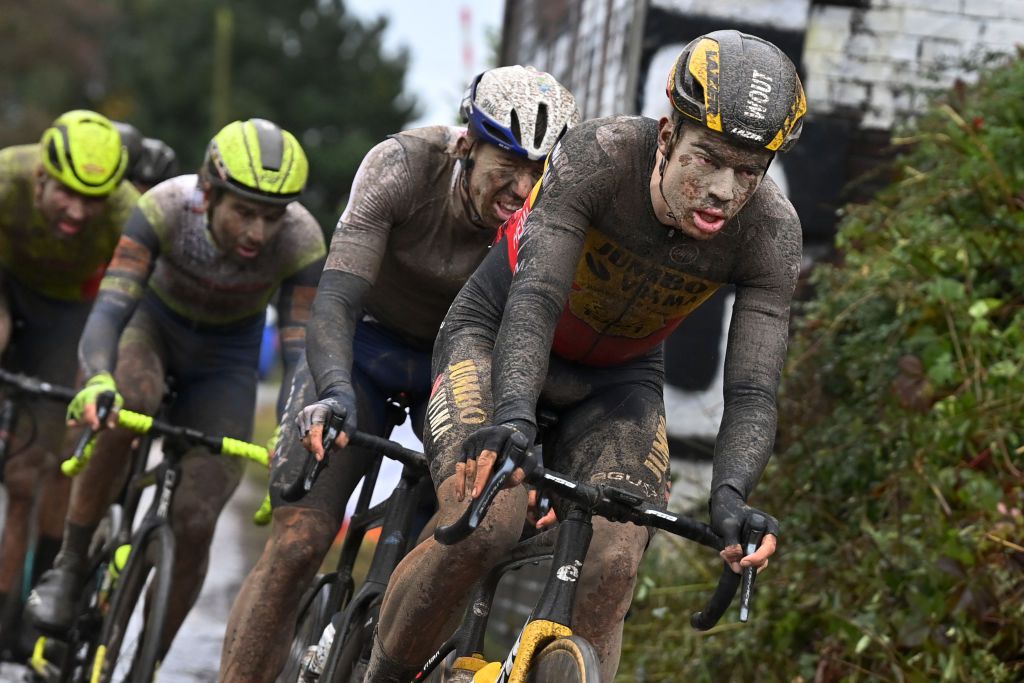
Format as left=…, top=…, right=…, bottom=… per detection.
left=66, top=372, right=123, bottom=430
left=710, top=485, right=779, bottom=574
left=457, top=421, right=535, bottom=502
left=296, top=389, right=357, bottom=460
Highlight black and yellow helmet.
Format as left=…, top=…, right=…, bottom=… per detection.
left=667, top=30, right=806, bottom=153
left=203, top=118, right=308, bottom=205
left=40, top=110, right=130, bottom=197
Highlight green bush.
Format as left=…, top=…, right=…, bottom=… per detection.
left=620, top=55, right=1024, bottom=682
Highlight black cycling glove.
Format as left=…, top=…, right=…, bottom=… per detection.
left=709, top=485, right=780, bottom=549
left=459, top=420, right=536, bottom=465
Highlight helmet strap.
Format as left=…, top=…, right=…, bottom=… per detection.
left=658, top=124, right=684, bottom=230
left=457, top=140, right=489, bottom=229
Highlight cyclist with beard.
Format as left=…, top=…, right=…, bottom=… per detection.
left=27, top=119, right=326, bottom=660
left=219, top=65, right=579, bottom=683
left=365, top=30, right=806, bottom=682
left=0, top=110, right=136, bottom=655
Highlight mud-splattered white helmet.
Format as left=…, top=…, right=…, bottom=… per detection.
left=460, top=65, right=580, bottom=161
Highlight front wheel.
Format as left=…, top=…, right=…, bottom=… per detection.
left=90, top=525, right=174, bottom=683
left=524, top=635, right=602, bottom=683
left=322, top=596, right=380, bottom=683
left=278, top=575, right=342, bottom=683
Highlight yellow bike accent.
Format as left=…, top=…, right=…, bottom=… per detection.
left=109, top=544, right=132, bottom=577
left=60, top=437, right=95, bottom=476
left=467, top=620, right=572, bottom=683
left=474, top=661, right=503, bottom=683
left=253, top=493, right=273, bottom=526
left=91, top=644, right=107, bottom=683
left=30, top=636, right=49, bottom=675
left=452, top=654, right=488, bottom=674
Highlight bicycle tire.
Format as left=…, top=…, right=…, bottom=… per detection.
left=322, top=596, right=380, bottom=683
left=278, top=576, right=341, bottom=683
left=89, top=524, right=174, bottom=683
left=524, top=635, right=602, bottom=683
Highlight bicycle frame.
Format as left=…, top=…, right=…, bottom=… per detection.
left=420, top=425, right=763, bottom=683
left=287, top=398, right=437, bottom=682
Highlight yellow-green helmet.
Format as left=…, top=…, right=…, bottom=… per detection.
left=40, top=110, right=129, bottom=197
left=203, top=118, right=308, bottom=205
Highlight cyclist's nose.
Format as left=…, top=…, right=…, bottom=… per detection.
left=64, top=196, right=86, bottom=221
left=511, top=170, right=535, bottom=201
left=707, top=168, right=737, bottom=203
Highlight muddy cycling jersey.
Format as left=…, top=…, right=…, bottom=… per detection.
left=444, top=115, right=802, bottom=500
left=0, top=144, right=139, bottom=301
left=308, top=126, right=494, bottom=400
left=79, top=174, right=326, bottom=383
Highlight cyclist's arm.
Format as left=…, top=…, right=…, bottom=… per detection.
left=274, top=254, right=326, bottom=417
left=78, top=207, right=160, bottom=378
left=490, top=137, right=602, bottom=433
left=306, top=138, right=411, bottom=402
left=710, top=199, right=802, bottom=503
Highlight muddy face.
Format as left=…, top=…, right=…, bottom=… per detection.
left=208, top=192, right=287, bottom=261
left=35, top=172, right=108, bottom=239
left=650, top=122, right=770, bottom=240
left=465, top=143, right=544, bottom=230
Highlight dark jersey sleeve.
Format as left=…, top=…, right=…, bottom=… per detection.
left=307, top=138, right=411, bottom=401
left=78, top=207, right=160, bottom=378
left=275, top=255, right=326, bottom=417
left=711, top=191, right=802, bottom=501
left=490, top=129, right=615, bottom=429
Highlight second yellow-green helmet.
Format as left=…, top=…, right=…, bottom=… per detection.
left=40, top=110, right=129, bottom=197
left=203, top=118, right=308, bottom=205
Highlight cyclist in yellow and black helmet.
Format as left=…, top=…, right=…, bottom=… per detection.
left=0, top=110, right=138, bottom=657
left=27, top=119, right=326, bottom=657
left=363, top=30, right=803, bottom=682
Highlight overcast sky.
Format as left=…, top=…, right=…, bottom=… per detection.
left=345, top=0, right=505, bottom=129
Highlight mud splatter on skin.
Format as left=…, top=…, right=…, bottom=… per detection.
left=463, top=142, right=543, bottom=229
left=221, top=506, right=335, bottom=683
left=655, top=123, right=771, bottom=241
left=374, top=481, right=530, bottom=669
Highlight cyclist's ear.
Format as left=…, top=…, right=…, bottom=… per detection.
left=657, top=117, right=673, bottom=155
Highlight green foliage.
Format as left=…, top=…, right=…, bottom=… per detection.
left=0, top=0, right=418, bottom=232
left=619, top=57, right=1024, bottom=681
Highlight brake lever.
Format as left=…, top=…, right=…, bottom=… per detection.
left=739, top=513, right=768, bottom=622
left=281, top=410, right=346, bottom=503
left=72, top=391, right=116, bottom=457
left=434, top=431, right=531, bottom=545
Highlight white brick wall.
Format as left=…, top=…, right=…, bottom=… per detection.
left=507, top=0, right=1024, bottom=131
left=805, top=0, right=1024, bottom=130
left=651, top=0, right=811, bottom=31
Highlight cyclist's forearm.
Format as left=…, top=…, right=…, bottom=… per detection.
left=77, top=218, right=158, bottom=379
left=492, top=222, right=584, bottom=428
left=710, top=287, right=792, bottom=500
left=78, top=293, right=137, bottom=378
left=306, top=269, right=371, bottom=400
left=711, top=383, right=778, bottom=500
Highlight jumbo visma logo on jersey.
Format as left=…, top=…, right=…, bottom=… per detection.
left=550, top=231, right=722, bottom=365
left=567, top=231, right=720, bottom=340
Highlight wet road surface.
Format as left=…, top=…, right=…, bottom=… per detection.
left=159, top=467, right=268, bottom=683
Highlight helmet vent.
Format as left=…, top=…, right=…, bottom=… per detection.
left=46, top=138, right=62, bottom=170
left=509, top=109, right=522, bottom=145
left=253, top=120, right=284, bottom=171
left=534, top=103, right=548, bottom=151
